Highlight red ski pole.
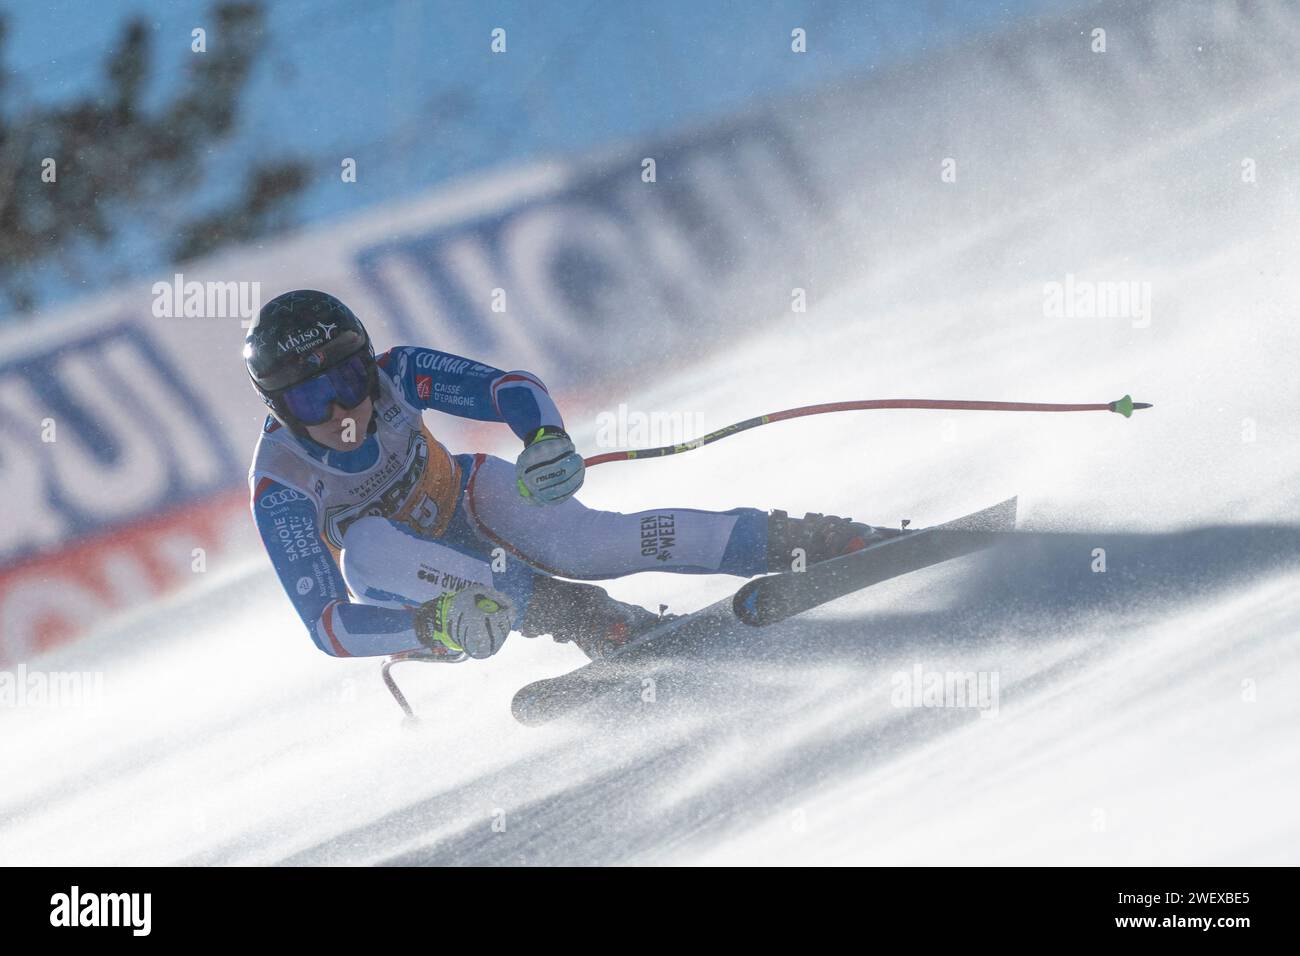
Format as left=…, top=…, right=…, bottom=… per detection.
left=583, top=394, right=1151, bottom=468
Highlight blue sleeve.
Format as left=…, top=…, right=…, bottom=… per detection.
left=377, top=346, right=564, bottom=442
left=250, top=476, right=426, bottom=657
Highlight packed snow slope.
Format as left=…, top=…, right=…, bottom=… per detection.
left=3, top=1, right=1300, bottom=865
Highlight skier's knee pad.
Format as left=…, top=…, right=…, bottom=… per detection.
left=341, top=515, right=535, bottom=613
left=341, top=516, right=494, bottom=608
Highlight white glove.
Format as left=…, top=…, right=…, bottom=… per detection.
left=515, top=426, right=584, bottom=505
left=414, top=586, right=515, bottom=659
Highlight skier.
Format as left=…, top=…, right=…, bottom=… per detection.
left=246, top=290, right=891, bottom=662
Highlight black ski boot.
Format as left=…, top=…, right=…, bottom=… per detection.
left=520, top=575, right=670, bottom=661
left=766, top=511, right=900, bottom=571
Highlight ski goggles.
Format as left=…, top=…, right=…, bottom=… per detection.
left=278, top=351, right=373, bottom=425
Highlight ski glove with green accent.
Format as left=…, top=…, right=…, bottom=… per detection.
left=515, top=425, right=584, bottom=505
left=414, top=587, right=515, bottom=659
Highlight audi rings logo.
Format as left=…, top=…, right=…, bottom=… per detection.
left=260, top=487, right=308, bottom=509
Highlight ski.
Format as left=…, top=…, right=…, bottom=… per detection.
left=510, top=597, right=737, bottom=726
left=733, top=495, right=1017, bottom=626
left=510, top=496, right=1017, bottom=726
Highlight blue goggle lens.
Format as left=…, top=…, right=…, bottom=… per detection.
left=281, top=352, right=372, bottom=425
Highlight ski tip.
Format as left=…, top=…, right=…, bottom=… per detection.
left=1108, top=394, right=1153, bottom=418
left=511, top=689, right=549, bottom=726
left=732, top=584, right=763, bottom=627
left=993, top=495, right=1018, bottom=530
left=938, top=495, right=1018, bottom=532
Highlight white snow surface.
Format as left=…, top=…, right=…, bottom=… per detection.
left=4, top=3, right=1300, bottom=866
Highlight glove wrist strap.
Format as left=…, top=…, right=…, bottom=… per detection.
left=525, top=425, right=569, bottom=446
left=414, top=592, right=463, bottom=652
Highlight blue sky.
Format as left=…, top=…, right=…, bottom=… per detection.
left=1, top=0, right=1082, bottom=312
